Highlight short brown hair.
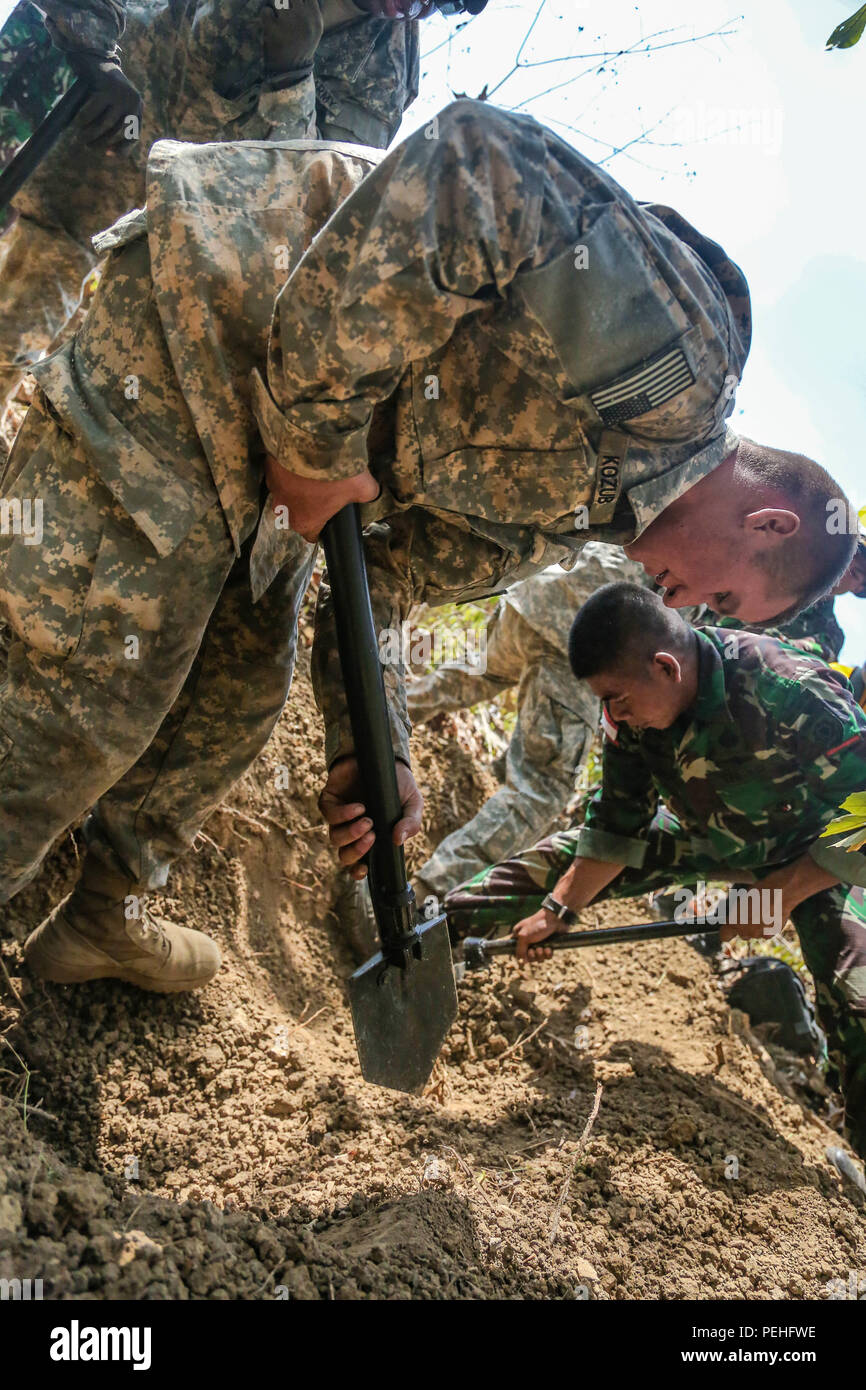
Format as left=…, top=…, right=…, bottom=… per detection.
left=734, top=439, right=858, bottom=619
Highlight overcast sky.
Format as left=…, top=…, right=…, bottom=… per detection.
left=4, top=0, right=864, bottom=656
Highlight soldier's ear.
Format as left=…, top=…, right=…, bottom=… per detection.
left=654, top=651, right=682, bottom=683
left=743, top=508, right=800, bottom=540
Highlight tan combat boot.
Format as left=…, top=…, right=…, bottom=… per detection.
left=24, top=856, right=221, bottom=993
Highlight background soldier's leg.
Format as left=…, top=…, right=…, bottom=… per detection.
left=416, top=675, right=589, bottom=907
left=86, top=534, right=315, bottom=890
left=0, top=217, right=94, bottom=410
left=407, top=600, right=518, bottom=726
left=791, top=886, right=866, bottom=1160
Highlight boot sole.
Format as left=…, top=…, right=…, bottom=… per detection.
left=24, top=921, right=220, bottom=994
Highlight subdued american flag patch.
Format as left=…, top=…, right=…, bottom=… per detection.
left=590, top=345, right=695, bottom=426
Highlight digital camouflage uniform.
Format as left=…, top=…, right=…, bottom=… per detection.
left=408, top=544, right=650, bottom=902
left=1, top=99, right=750, bottom=914
left=0, top=136, right=379, bottom=900
left=252, top=99, right=752, bottom=771
left=446, top=627, right=866, bottom=1158
left=0, top=0, right=419, bottom=406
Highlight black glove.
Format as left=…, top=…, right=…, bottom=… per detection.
left=67, top=51, right=143, bottom=153
left=262, top=0, right=324, bottom=91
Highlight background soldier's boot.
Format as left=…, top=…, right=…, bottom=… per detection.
left=23, top=857, right=221, bottom=993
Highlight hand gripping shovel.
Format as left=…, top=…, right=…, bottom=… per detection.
left=321, top=505, right=458, bottom=1093
left=457, top=918, right=720, bottom=975
left=0, top=79, right=90, bottom=214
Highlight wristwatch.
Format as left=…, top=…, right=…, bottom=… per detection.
left=541, top=893, right=578, bottom=928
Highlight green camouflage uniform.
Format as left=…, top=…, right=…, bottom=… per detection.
left=0, top=0, right=419, bottom=405
left=251, top=100, right=752, bottom=770
left=0, top=100, right=750, bottom=912
left=446, top=627, right=866, bottom=1158
left=408, top=544, right=649, bottom=902
left=714, top=594, right=845, bottom=664
left=0, top=3, right=71, bottom=229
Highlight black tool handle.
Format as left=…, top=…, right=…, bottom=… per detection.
left=462, top=918, right=719, bottom=970
left=0, top=80, right=91, bottom=214
left=322, top=504, right=416, bottom=961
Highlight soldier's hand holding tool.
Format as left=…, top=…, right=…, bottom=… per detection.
left=266, top=458, right=379, bottom=541
left=319, top=755, right=424, bottom=878
left=68, top=52, right=143, bottom=153
left=512, top=908, right=561, bottom=963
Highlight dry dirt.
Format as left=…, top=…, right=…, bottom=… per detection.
left=1, top=644, right=865, bottom=1301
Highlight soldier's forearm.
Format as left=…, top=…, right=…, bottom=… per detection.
left=762, top=853, right=840, bottom=915
left=555, top=857, right=625, bottom=912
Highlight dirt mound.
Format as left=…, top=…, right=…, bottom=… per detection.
left=1, top=651, right=865, bottom=1300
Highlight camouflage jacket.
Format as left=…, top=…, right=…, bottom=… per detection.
left=576, top=626, right=866, bottom=887
left=251, top=100, right=751, bottom=763
left=713, top=594, right=845, bottom=665
left=2, top=2, right=418, bottom=216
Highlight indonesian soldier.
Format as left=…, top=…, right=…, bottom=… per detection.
left=406, top=544, right=650, bottom=907
left=0, top=0, right=430, bottom=412
left=444, top=583, right=866, bottom=1160
left=405, top=542, right=866, bottom=915
left=0, top=99, right=857, bottom=995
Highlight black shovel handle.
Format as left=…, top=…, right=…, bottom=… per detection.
left=321, top=504, right=416, bottom=960
left=461, top=918, right=720, bottom=970
left=0, top=79, right=91, bottom=215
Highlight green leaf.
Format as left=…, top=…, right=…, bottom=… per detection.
left=819, top=814, right=866, bottom=837
left=840, top=792, right=866, bottom=815
left=827, top=4, right=866, bottom=49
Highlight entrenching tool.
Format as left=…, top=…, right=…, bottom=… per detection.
left=321, top=505, right=458, bottom=1094
left=457, top=918, right=721, bottom=977
left=0, top=80, right=90, bottom=214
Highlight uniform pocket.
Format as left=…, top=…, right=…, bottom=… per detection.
left=0, top=416, right=103, bottom=662
left=515, top=201, right=693, bottom=399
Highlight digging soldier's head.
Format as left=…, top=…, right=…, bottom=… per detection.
left=569, top=584, right=699, bottom=732
left=625, top=438, right=858, bottom=624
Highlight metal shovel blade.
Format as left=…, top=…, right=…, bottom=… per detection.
left=348, top=913, right=457, bottom=1094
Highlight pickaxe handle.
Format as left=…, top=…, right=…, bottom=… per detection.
left=321, top=504, right=417, bottom=964
left=460, top=918, right=720, bottom=971
left=0, top=79, right=92, bottom=215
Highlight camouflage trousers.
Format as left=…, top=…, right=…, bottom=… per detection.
left=0, top=231, right=314, bottom=901
left=409, top=602, right=591, bottom=905
left=445, top=822, right=866, bottom=1160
